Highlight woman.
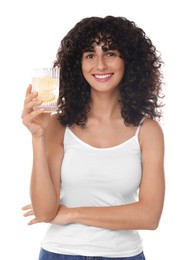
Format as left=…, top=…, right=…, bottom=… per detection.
left=22, top=16, right=165, bottom=260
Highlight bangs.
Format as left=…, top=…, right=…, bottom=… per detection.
left=82, top=32, right=120, bottom=53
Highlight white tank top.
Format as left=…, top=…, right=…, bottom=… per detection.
left=41, top=125, right=143, bottom=257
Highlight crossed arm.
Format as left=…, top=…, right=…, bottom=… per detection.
left=23, top=117, right=165, bottom=231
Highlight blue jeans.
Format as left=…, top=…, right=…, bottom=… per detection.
left=39, top=248, right=146, bottom=260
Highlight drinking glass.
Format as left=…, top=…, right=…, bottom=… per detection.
left=32, top=67, right=60, bottom=112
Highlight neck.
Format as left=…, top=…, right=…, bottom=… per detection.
left=89, top=90, right=122, bottom=121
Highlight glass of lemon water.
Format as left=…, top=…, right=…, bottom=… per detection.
left=32, top=67, right=60, bottom=112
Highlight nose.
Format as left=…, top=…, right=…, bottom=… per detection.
left=96, top=56, right=107, bottom=71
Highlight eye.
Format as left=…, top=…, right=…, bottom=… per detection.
left=107, top=52, right=115, bottom=57
left=83, top=53, right=95, bottom=59
left=87, top=54, right=95, bottom=59
left=105, top=51, right=117, bottom=58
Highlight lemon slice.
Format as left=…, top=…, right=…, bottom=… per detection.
left=37, top=90, right=55, bottom=103
left=32, top=77, right=58, bottom=103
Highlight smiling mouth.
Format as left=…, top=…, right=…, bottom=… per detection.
left=93, top=73, right=113, bottom=81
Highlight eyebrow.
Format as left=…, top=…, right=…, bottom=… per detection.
left=83, top=48, right=95, bottom=53
left=83, top=48, right=118, bottom=53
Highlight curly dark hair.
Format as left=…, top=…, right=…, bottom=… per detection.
left=54, top=16, right=164, bottom=127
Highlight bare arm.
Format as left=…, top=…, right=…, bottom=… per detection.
left=22, top=86, right=64, bottom=222
left=30, top=116, right=64, bottom=222
left=52, top=119, right=165, bottom=230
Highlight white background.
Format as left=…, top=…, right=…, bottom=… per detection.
left=0, top=0, right=185, bottom=259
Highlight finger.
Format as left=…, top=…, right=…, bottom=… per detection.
left=23, top=210, right=34, bottom=217
left=24, top=91, right=39, bottom=106
left=24, top=84, right=32, bottom=98
left=22, top=107, right=45, bottom=126
left=22, top=204, right=32, bottom=210
left=28, top=218, right=41, bottom=225
left=22, top=99, right=43, bottom=116
left=22, top=87, right=41, bottom=119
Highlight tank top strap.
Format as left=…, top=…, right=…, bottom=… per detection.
left=135, top=117, right=147, bottom=137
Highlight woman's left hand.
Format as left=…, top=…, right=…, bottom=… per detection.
left=22, top=204, right=74, bottom=225
left=22, top=204, right=42, bottom=225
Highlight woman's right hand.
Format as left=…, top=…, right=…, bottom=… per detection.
left=22, top=85, right=51, bottom=137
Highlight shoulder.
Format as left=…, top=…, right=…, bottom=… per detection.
left=139, top=118, right=164, bottom=148
left=46, top=113, right=66, bottom=145
left=140, top=118, right=163, bottom=133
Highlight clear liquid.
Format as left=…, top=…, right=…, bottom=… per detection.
left=32, top=76, right=59, bottom=112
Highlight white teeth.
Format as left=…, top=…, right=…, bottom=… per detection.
left=94, top=74, right=112, bottom=79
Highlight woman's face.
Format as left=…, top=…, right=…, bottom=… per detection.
left=81, top=42, right=125, bottom=94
